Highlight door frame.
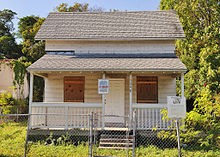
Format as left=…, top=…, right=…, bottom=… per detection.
left=104, top=78, right=125, bottom=124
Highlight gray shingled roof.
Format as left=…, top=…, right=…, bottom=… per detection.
left=27, top=54, right=187, bottom=72
left=35, top=11, right=185, bottom=40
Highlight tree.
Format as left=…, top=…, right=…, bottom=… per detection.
left=160, top=0, right=220, bottom=99
left=17, top=16, right=45, bottom=102
left=56, top=3, right=89, bottom=12
left=56, top=2, right=104, bottom=12
left=0, top=9, right=16, bottom=36
left=18, top=16, right=45, bottom=62
left=0, top=9, right=21, bottom=59
left=160, top=0, right=220, bottom=148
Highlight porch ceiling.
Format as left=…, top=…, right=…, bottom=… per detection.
left=27, top=54, right=187, bottom=72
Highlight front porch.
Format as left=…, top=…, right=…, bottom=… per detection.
left=28, top=71, right=185, bottom=130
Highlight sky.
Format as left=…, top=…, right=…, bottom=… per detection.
left=0, top=0, right=161, bottom=18
left=0, top=0, right=160, bottom=40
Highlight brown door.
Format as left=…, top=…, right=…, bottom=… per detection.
left=64, top=76, right=84, bottom=102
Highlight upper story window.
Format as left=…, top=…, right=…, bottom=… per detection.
left=64, top=76, right=84, bottom=102
left=137, top=76, right=158, bottom=103
left=46, top=51, right=75, bottom=55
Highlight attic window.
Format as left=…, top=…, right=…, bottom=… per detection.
left=46, top=51, right=75, bottom=55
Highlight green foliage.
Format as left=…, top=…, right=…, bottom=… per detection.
left=11, top=59, right=30, bottom=99
left=0, top=9, right=21, bottom=59
left=18, top=16, right=45, bottom=101
left=0, top=122, right=27, bottom=156
left=0, top=9, right=16, bottom=36
left=160, top=0, right=220, bottom=100
left=1, top=122, right=220, bottom=157
left=56, top=2, right=89, bottom=12
left=18, top=16, right=45, bottom=63
left=56, top=2, right=104, bottom=12
left=0, top=91, right=28, bottom=114
left=160, top=0, right=220, bottom=148
left=0, top=91, right=16, bottom=114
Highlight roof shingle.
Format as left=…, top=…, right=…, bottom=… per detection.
left=35, top=11, right=185, bottom=40
left=27, top=54, right=187, bottom=72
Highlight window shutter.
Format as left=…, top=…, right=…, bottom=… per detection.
left=64, top=76, right=84, bottom=102
left=137, top=76, right=158, bottom=103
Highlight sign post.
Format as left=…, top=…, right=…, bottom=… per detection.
left=167, top=96, right=186, bottom=157
left=176, top=118, right=181, bottom=157
left=98, top=79, right=109, bottom=129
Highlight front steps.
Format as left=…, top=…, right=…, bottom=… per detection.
left=99, top=130, right=134, bottom=149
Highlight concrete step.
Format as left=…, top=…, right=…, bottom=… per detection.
left=99, top=143, right=133, bottom=149
left=99, top=130, right=134, bottom=149
left=100, top=138, right=133, bottom=143
left=99, top=146, right=132, bottom=149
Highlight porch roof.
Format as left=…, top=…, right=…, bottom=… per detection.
left=27, top=54, right=187, bottom=72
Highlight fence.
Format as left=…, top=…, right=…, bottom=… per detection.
left=0, top=113, right=219, bottom=157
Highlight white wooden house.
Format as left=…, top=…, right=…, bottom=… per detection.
left=27, top=11, right=186, bottom=130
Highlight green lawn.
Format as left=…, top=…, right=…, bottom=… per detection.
left=0, top=122, right=219, bottom=157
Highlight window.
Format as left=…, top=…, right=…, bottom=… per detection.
left=64, top=76, right=84, bottom=102
left=137, top=76, right=158, bottom=103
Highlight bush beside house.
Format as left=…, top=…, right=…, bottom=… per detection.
left=0, top=60, right=29, bottom=114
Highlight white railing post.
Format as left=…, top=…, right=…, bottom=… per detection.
left=181, top=73, right=185, bottom=98
left=129, top=72, right=133, bottom=129
left=132, top=110, right=136, bottom=157
left=102, top=72, right=106, bottom=129
left=65, top=106, right=68, bottom=129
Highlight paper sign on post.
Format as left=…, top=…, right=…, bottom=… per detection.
left=98, top=79, right=109, bottom=94
left=167, top=96, right=186, bottom=118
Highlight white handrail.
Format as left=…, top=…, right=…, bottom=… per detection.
left=132, top=103, right=167, bottom=109
left=32, top=102, right=102, bottom=108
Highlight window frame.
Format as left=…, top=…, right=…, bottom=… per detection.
left=136, top=76, right=158, bottom=103
left=63, top=76, right=85, bottom=102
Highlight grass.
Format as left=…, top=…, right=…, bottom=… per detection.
left=0, top=122, right=220, bottom=157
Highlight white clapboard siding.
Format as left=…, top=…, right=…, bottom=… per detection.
left=44, top=73, right=102, bottom=103
left=44, top=77, right=63, bottom=102
left=158, top=76, right=176, bottom=103
left=44, top=73, right=176, bottom=114
left=46, top=40, right=175, bottom=54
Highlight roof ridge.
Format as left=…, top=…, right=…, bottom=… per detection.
left=49, top=10, right=176, bottom=15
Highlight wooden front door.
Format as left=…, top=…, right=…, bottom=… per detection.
left=105, top=79, right=125, bottom=124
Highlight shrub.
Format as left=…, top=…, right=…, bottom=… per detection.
left=0, top=91, right=28, bottom=114
left=0, top=91, right=16, bottom=114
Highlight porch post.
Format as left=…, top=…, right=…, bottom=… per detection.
left=28, top=72, right=34, bottom=128
left=129, top=72, right=133, bottom=126
left=181, top=73, right=184, bottom=98
left=29, top=73, right=34, bottom=114
left=102, top=72, right=106, bottom=129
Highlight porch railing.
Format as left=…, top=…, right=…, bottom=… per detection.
left=30, top=102, right=102, bottom=129
left=30, top=102, right=174, bottom=130
left=132, top=103, right=175, bottom=130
